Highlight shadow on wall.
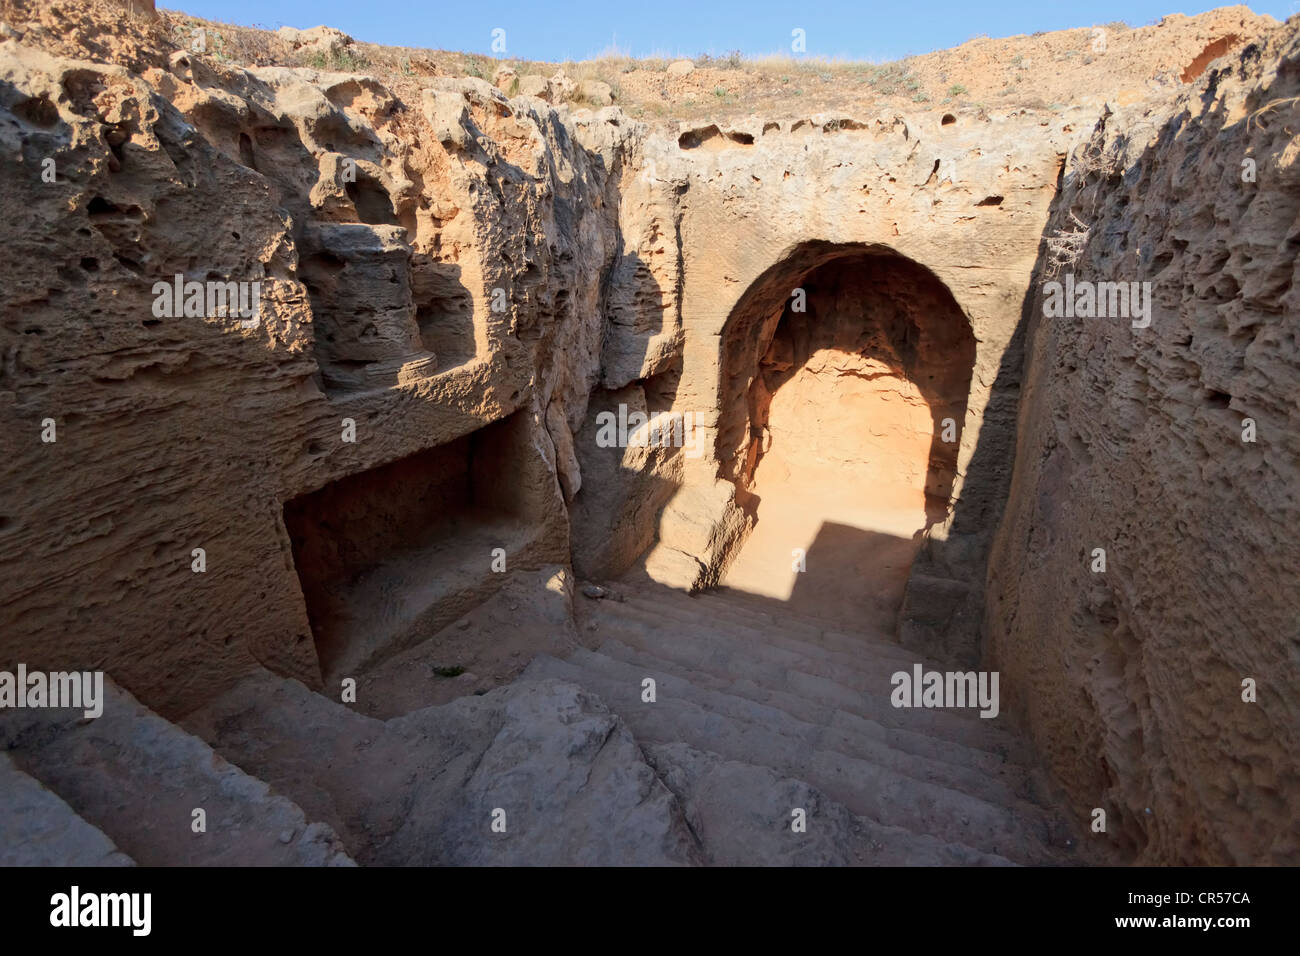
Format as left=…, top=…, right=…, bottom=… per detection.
left=897, top=268, right=1040, bottom=667
left=283, top=408, right=567, bottom=682
left=567, top=351, right=687, bottom=580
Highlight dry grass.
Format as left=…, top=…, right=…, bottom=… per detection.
left=143, top=6, right=1274, bottom=127
left=1069, top=138, right=1121, bottom=188
left=1246, top=95, right=1300, bottom=132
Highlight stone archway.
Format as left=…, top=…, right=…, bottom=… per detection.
left=714, top=241, right=976, bottom=632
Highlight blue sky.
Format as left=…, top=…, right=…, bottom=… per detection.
left=165, top=1, right=1296, bottom=62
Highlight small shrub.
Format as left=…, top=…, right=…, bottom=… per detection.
left=868, top=63, right=917, bottom=97
left=1044, top=212, right=1090, bottom=278
left=1070, top=139, right=1121, bottom=184
left=306, top=48, right=369, bottom=72
left=948, top=83, right=968, bottom=97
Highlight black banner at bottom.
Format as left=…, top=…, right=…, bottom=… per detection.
left=0, top=865, right=1281, bottom=943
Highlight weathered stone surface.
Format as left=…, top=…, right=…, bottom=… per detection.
left=0, top=16, right=1108, bottom=706
left=183, top=669, right=701, bottom=865
left=492, top=65, right=517, bottom=93
left=0, top=1, right=1296, bottom=867
left=647, top=478, right=749, bottom=590
left=532, top=575, right=1080, bottom=864
left=548, top=69, right=577, bottom=102
left=401, top=678, right=698, bottom=865
left=900, top=574, right=972, bottom=659
left=0, top=680, right=355, bottom=865
left=277, top=25, right=353, bottom=58
left=570, top=383, right=684, bottom=579
left=0, top=753, right=135, bottom=866
left=647, top=742, right=1012, bottom=866
left=610, top=102, right=1092, bottom=631
left=0, top=41, right=621, bottom=717
left=351, top=564, right=584, bottom=716
left=985, top=26, right=1300, bottom=864
left=517, top=74, right=550, bottom=99
left=579, top=78, right=614, bottom=106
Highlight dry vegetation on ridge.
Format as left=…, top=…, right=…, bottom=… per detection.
left=0, top=0, right=1281, bottom=125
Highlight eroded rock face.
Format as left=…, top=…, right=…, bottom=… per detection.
left=0, top=41, right=626, bottom=715
left=986, top=27, right=1300, bottom=864
left=632, top=112, right=1075, bottom=650
left=181, top=670, right=701, bottom=866
left=0, top=16, right=1083, bottom=710
left=0, top=1, right=1102, bottom=717
left=1, top=3, right=1297, bottom=866
left=276, top=26, right=353, bottom=59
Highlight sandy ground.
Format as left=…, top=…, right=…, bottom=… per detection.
left=722, top=465, right=925, bottom=635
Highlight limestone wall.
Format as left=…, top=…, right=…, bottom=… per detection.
left=985, top=25, right=1300, bottom=864
left=0, top=32, right=1112, bottom=715
left=3, top=9, right=1297, bottom=865
left=0, top=47, right=624, bottom=716
left=626, top=111, right=1075, bottom=657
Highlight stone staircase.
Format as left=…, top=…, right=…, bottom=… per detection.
left=0, top=752, right=134, bottom=867
left=0, top=681, right=355, bottom=867
left=521, top=576, right=1079, bottom=865
left=1, top=665, right=701, bottom=867
left=1, top=577, right=1079, bottom=866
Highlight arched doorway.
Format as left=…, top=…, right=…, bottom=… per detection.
left=714, top=242, right=976, bottom=634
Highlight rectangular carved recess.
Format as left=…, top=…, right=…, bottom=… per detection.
left=283, top=410, right=537, bottom=680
